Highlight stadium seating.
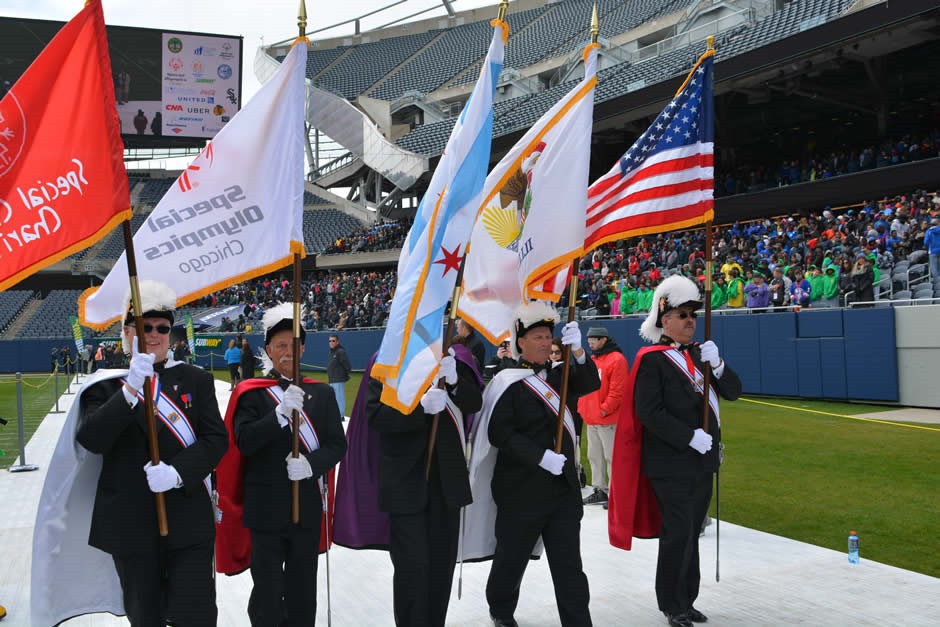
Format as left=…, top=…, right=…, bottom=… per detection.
left=302, top=208, right=363, bottom=253
left=0, top=290, right=33, bottom=335
left=136, top=178, right=176, bottom=206
left=94, top=214, right=148, bottom=260
left=16, top=290, right=85, bottom=339
left=315, top=30, right=439, bottom=99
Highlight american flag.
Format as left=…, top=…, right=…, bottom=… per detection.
left=584, top=50, right=714, bottom=251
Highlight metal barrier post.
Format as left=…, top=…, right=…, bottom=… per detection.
left=65, top=359, right=75, bottom=395
left=9, top=372, right=39, bottom=473
left=51, top=368, right=63, bottom=414
left=210, top=350, right=214, bottom=373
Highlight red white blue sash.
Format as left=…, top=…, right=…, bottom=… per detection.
left=130, top=375, right=212, bottom=494
left=521, top=374, right=576, bottom=445
left=264, top=383, right=328, bottom=492
left=662, top=348, right=721, bottom=425
left=264, top=385, right=321, bottom=454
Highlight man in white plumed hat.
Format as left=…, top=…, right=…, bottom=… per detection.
left=608, top=275, right=741, bottom=627
left=468, top=301, right=600, bottom=627
left=33, top=280, right=229, bottom=626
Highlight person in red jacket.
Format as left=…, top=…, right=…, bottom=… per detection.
left=577, top=326, right=629, bottom=507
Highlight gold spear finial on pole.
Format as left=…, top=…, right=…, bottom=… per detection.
left=591, top=3, right=599, bottom=44
left=497, top=0, right=509, bottom=21
left=298, top=0, right=308, bottom=40
left=707, top=34, right=715, bottom=50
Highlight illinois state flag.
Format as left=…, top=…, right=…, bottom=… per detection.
left=372, top=20, right=506, bottom=413
left=0, top=0, right=130, bottom=292
left=79, top=40, right=308, bottom=329
left=584, top=48, right=714, bottom=250
left=458, top=44, right=598, bottom=344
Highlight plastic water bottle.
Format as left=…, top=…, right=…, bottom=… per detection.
left=848, top=531, right=860, bottom=564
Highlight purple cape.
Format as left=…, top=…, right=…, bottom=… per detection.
left=331, top=345, right=483, bottom=550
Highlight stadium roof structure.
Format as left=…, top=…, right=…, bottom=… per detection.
left=261, top=0, right=940, bottom=216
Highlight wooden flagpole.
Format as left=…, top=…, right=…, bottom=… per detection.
left=554, top=5, right=598, bottom=453
left=121, top=221, right=168, bottom=536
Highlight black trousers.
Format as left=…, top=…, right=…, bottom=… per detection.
left=388, top=468, right=460, bottom=627
left=650, top=473, right=714, bottom=614
left=248, top=522, right=321, bottom=627
left=486, top=490, right=591, bottom=627
left=112, top=539, right=217, bottom=627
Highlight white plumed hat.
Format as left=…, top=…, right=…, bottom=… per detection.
left=639, top=275, right=702, bottom=344
left=123, top=280, right=177, bottom=325
left=508, top=300, right=560, bottom=360
left=262, top=302, right=307, bottom=346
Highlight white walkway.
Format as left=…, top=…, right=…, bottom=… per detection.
left=1, top=378, right=937, bottom=626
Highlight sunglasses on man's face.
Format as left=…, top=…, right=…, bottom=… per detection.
left=142, top=324, right=172, bottom=335
left=672, top=311, right=697, bottom=320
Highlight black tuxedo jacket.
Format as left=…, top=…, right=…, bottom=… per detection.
left=233, top=374, right=347, bottom=531
left=76, top=363, right=228, bottom=555
left=488, top=358, right=600, bottom=509
left=367, top=361, right=483, bottom=514
left=634, top=345, right=742, bottom=478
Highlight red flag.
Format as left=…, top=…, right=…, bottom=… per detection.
left=0, top=0, right=131, bottom=291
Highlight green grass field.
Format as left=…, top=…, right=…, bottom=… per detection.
left=3, top=369, right=938, bottom=578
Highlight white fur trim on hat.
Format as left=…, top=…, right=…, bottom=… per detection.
left=639, top=275, right=702, bottom=344
left=123, top=280, right=177, bottom=324
left=262, top=302, right=298, bottom=337
left=509, top=300, right=560, bottom=361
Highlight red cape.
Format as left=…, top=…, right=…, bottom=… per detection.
left=215, top=377, right=336, bottom=575
left=607, top=345, right=666, bottom=550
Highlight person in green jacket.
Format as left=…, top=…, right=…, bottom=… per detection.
left=620, top=281, right=637, bottom=315
left=726, top=269, right=745, bottom=308
left=821, top=266, right=840, bottom=307
left=711, top=275, right=728, bottom=309
left=868, top=251, right=881, bottom=299
left=635, top=282, right=654, bottom=313
left=808, top=266, right=825, bottom=303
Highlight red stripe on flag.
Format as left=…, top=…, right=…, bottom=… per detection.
left=585, top=178, right=710, bottom=228
left=585, top=200, right=712, bottom=247
left=588, top=153, right=714, bottom=208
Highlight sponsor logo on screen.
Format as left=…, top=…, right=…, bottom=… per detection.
left=196, top=78, right=216, bottom=84
left=167, top=37, right=183, bottom=53
left=217, top=64, right=233, bottom=80
left=165, top=104, right=183, bottom=111
left=220, top=42, right=234, bottom=59
left=226, top=88, right=237, bottom=105
left=168, top=57, right=184, bottom=72
left=192, top=62, right=205, bottom=78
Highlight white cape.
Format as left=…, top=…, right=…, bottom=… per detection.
left=31, top=361, right=182, bottom=626
left=31, top=369, right=127, bottom=626
left=462, top=368, right=544, bottom=561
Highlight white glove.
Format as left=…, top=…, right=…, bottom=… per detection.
left=689, top=428, right=713, bottom=454
left=560, top=321, right=582, bottom=353
left=699, top=340, right=721, bottom=368
left=144, top=461, right=181, bottom=493
left=438, top=348, right=458, bottom=385
left=285, top=453, right=313, bottom=481
left=275, top=384, right=305, bottom=426
left=538, top=450, right=567, bottom=476
left=126, top=345, right=155, bottom=392
left=420, top=387, right=448, bottom=415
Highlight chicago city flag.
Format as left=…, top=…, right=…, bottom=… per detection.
left=372, top=20, right=507, bottom=413
left=458, top=43, right=599, bottom=344
left=80, top=40, right=308, bottom=329
left=0, top=0, right=130, bottom=292
left=584, top=47, right=714, bottom=250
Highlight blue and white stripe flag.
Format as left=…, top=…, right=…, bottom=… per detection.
left=372, top=20, right=507, bottom=413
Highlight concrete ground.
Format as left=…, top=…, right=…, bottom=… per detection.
left=1, top=378, right=938, bottom=626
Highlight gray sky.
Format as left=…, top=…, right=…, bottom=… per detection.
left=5, top=0, right=497, bottom=101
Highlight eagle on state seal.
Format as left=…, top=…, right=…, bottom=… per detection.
left=482, top=141, right=545, bottom=252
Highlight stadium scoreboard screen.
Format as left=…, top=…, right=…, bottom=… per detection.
left=0, top=17, right=243, bottom=149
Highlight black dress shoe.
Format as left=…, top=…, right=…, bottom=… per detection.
left=687, top=607, right=708, bottom=623
left=491, top=616, right=519, bottom=627
left=664, top=612, right=693, bottom=627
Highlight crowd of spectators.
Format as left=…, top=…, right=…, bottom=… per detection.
left=187, top=190, right=938, bottom=334
left=195, top=269, right=398, bottom=331
left=575, top=189, right=940, bottom=315
left=322, top=218, right=413, bottom=254
left=716, top=130, right=939, bottom=197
